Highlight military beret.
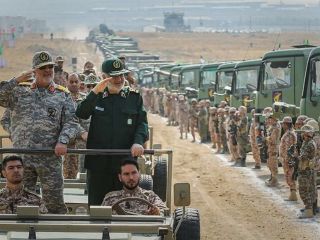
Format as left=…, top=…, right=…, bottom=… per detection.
left=102, top=58, right=129, bottom=77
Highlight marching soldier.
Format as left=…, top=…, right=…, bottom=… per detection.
left=227, top=107, right=239, bottom=162
left=208, top=107, right=218, bottom=148
left=189, top=98, right=198, bottom=142
left=198, top=100, right=208, bottom=143
left=178, top=95, right=189, bottom=139
left=236, top=106, right=248, bottom=167
left=250, top=110, right=261, bottom=169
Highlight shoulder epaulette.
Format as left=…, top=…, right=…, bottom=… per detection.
left=18, top=82, right=32, bottom=87
left=56, top=85, right=70, bottom=93
left=128, top=87, right=139, bottom=94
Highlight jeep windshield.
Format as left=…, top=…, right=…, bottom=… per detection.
left=181, top=70, right=196, bottom=89
left=201, top=69, right=216, bottom=87
left=263, top=60, right=291, bottom=90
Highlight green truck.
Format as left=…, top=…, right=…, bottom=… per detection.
left=169, top=65, right=185, bottom=91
left=179, top=64, right=202, bottom=99
left=153, top=64, right=177, bottom=89
left=254, top=47, right=314, bottom=116
left=300, top=46, right=320, bottom=119
left=214, top=62, right=238, bottom=107
left=230, top=59, right=261, bottom=112
left=199, top=63, right=221, bottom=101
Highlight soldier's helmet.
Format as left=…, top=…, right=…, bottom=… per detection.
left=178, top=95, right=185, bottom=101
left=191, top=98, right=197, bottom=104
left=219, top=101, right=227, bottom=108
left=84, top=73, right=100, bottom=85
left=217, top=108, right=224, bottom=114
left=296, top=115, right=308, bottom=124
left=209, top=107, right=217, bottom=114
left=229, top=107, right=236, bottom=114
left=102, top=58, right=129, bottom=76
left=55, top=56, right=64, bottom=63
left=281, top=116, right=292, bottom=124
left=238, top=106, right=247, bottom=114
left=32, top=51, right=55, bottom=69
left=300, top=124, right=314, bottom=136
left=305, top=119, right=319, bottom=132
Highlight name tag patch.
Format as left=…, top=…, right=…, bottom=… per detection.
left=95, top=106, right=104, bottom=111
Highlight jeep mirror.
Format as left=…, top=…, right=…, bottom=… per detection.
left=174, top=183, right=190, bottom=207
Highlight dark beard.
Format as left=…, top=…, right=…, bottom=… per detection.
left=123, top=181, right=139, bottom=191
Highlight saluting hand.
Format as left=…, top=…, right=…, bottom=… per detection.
left=15, top=70, right=34, bottom=83
left=131, top=144, right=144, bottom=157
left=92, top=77, right=111, bottom=94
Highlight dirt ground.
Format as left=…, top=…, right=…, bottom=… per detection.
left=120, top=32, right=320, bottom=63
left=148, top=113, right=320, bottom=240
left=1, top=33, right=320, bottom=239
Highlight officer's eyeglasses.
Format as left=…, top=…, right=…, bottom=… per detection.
left=39, top=65, right=54, bottom=70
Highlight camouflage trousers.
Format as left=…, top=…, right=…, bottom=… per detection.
left=63, top=154, right=79, bottom=179
left=251, top=142, right=261, bottom=166
left=179, top=117, right=188, bottom=135
left=267, top=150, right=278, bottom=176
left=198, top=122, right=208, bottom=141
left=298, top=170, right=316, bottom=209
left=210, top=132, right=217, bottom=145
left=282, top=159, right=296, bottom=190
left=22, top=154, right=67, bottom=214
left=237, top=142, right=246, bottom=159
left=228, top=138, right=239, bottom=161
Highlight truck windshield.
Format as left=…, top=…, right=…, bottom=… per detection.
left=201, top=69, right=216, bottom=86
left=263, top=61, right=291, bottom=90
left=217, top=71, right=233, bottom=92
left=171, top=70, right=180, bottom=87
left=235, top=69, right=258, bottom=92
left=311, top=59, right=320, bottom=96
left=181, top=70, right=196, bottom=87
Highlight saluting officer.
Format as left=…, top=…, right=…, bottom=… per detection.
left=76, top=58, right=149, bottom=206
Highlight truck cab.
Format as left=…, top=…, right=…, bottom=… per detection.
left=179, top=64, right=202, bottom=99
left=153, top=64, right=176, bottom=89
left=214, top=62, right=238, bottom=107
left=230, top=59, right=261, bottom=112
left=254, top=48, right=313, bottom=115
left=199, top=63, right=221, bottom=101
left=169, top=65, right=184, bottom=91
left=300, top=46, right=320, bottom=119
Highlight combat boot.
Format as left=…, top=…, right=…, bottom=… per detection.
left=232, top=159, right=241, bottom=167
left=265, top=176, right=278, bottom=187
left=212, top=143, right=216, bottom=149
left=287, top=190, right=298, bottom=201
left=240, top=158, right=246, bottom=167
left=299, top=208, right=313, bottom=219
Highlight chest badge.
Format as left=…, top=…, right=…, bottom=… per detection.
left=127, top=119, right=132, bottom=125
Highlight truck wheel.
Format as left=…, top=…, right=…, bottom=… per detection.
left=153, top=157, right=167, bottom=201
left=173, top=207, right=200, bottom=240
left=139, top=174, right=153, bottom=190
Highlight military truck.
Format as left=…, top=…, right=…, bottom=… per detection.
left=179, top=64, right=202, bottom=99
left=153, top=64, right=177, bottom=89
left=300, top=46, right=320, bottom=119
left=254, top=47, right=314, bottom=117
left=169, top=65, right=185, bottom=91
left=198, top=63, right=221, bottom=101
left=0, top=148, right=200, bottom=240
left=138, top=67, right=155, bottom=87
left=230, top=59, right=261, bottom=113
left=214, top=62, right=238, bottom=107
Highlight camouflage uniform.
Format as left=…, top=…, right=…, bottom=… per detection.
left=198, top=102, right=208, bottom=143
left=236, top=114, right=248, bottom=166
left=0, top=185, right=48, bottom=214
left=63, top=91, right=89, bottom=179
left=279, top=126, right=297, bottom=191
left=101, top=187, right=166, bottom=215
left=0, top=108, right=11, bottom=135
left=249, top=118, right=261, bottom=168
left=178, top=96, right=189, bottom=139
left=218, top=111, right=227, bottom=154
left=0, top=79, right=79, bottom=214
left=213, top=109, right=221, bottom=152
left=266, top=119, right=281, bottom=185
left=208, top=107, right=217, bottom=148
left=226, top=109, right=239, bottom=162
left=189, top=100, right=198, bottom=142
left=298, top=137, right=316, bottom=213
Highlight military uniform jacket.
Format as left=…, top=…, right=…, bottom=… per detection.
left=279, top=129, right=297, bottom=161
left=101, top=187, right=166, bottom=215
left=76, top=87, right=148, bottom=171
left=0, top=79, right=79, bottom=147
left=298, top=139, right=316, bottom=171
left=266, top=122, right=281, bottom=153
left=0, top=185, right=48, bottom=214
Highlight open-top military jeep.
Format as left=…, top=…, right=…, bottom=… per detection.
left=0, top=148, right=200, bottom=240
